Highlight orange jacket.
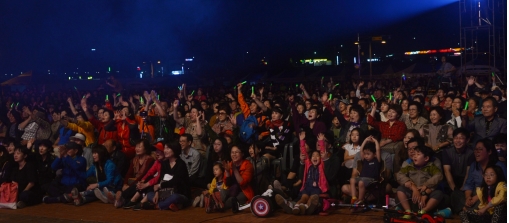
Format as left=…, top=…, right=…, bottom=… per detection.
left=223, top=159, right=254, bottom=203
left=237, top=92, right=270, bottom=139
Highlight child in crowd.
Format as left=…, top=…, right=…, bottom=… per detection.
left=291, top=131, right=328, bottom=215
left=203, top=163, right=227, bottom=213
left=396, top=145, right=444, bottom=219
left=342, top=128, right=363, bottom=169
left=459, top=165, right=506, bottom=223
left=348, top=136, right=381, bottom=210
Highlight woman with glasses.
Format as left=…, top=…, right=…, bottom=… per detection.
left=222, top=146, right=254, bottom=212
left=462, top=138, right=506, bottom=212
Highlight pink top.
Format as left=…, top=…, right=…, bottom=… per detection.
left=300, top=140, right=329, bottom=193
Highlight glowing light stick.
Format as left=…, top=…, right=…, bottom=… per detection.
left=370, top=95, right=376, bottom=102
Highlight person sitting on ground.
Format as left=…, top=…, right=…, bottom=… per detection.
left=222, top=145, right=254, bottom=213
left=122, top=142, right=165, bottom=210
left=115, top=139, right=154, bottom=207
left=277, top=131, right=328, bottom=215
left=145, top=141, right=190, bottom=211
left=396, top=145, right=445, bottom=219
left=72, top=145, right=123, bottom=206
left=459, top=165, right=506, bottom=223
left=43, top=142, right=87, bottom=204
left=9, top=147, right=42, bottom=208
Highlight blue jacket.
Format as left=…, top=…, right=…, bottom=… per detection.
left=51, top=155, right=87, bottom=187
left=463, top=161, right=506, bottom=192
left=86, top=159, right=123, bottom=190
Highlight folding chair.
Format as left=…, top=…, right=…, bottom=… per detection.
left=356, top=159, right=390, bottom=208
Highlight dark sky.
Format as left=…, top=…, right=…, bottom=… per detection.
left=0, top=0, right=460, bottom=75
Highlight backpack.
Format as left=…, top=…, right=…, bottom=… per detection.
left=239, top=115, right=258, bottom=143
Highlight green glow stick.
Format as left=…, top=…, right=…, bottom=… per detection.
left=389, top=92, right=392, bottom=100
left=241, top=81, right=247, bottom=84
left=329, top=94, right=332, bottom=100
left=464, top=102, right=469, bottom=110
left=335, top=83, right=339, bottom=87
left=83, top=95, right=85, bottom=99
left=74, top=86, right=77, bottom=90
left=322, top=76, right=324, bottom=79
left=234, top=86, right=237, bottom=89
left=116, top=93, right=121, bottom=97
left=491, top=72, right=494, bottom=77
left=106, top=95, right=109, bottom=100
left=16, top=102, right=19, bottom=107
left=140, top=97, right=144, bottom=104
left=251, top=86, right=254, bottom=95
left=10, top=103, right=13, bottom=108
left=157, top=94, right=160, bottom=100
left=191, top=90, right=195, bottom=95
left=370, top=95, right=376, bottom=102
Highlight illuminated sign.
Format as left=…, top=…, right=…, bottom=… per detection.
left=300, top=59, right=328, bottom=64
left=404, top=48, right=463, bottom=55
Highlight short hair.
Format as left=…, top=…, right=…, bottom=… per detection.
left=181, top=133, right=193, bottom=142
left=414, top=145, right=434, bottom=159
left=349, top=105, right=366, bottom=122
left=363, top=142, right=376, bottom=154
left=388, top=104, right=403, bottom=118
left=164, top=141, right=182, bottom=157
left=408, top=101, right=422, bottom=113
left=38, top=139, right=54, bottom=155
left=482, top=97, right=498, bottom=108
left=407, top=137, right=425, bottom=147
left=136, top=139, right=153, bottom=155
left=453, top=128, right=470, bottom=138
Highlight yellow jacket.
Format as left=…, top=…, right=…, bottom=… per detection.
left=208, top=177, right=228, bottom=195
left=67, top=120, right=95, bottom=146
left=476, top=181, right=506, bottom=215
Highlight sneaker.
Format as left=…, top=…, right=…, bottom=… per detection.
left=114, top=199, right=124, bottom=208
left=351, top=200, right=364, bottom=213
left=275, top=194, right=293, bottom=214
left=142, top=202, right=154, bottom=210
left=70, top=187, right=84, bottom=206
left=435, top=207, right=451, bottom=218
left=205, top=195, right=214, bottom=213
left=298, top=204, right=307, bottom=215
left=169, top=203, right=179, bottom=212
left=402, top=209, right=412, bottom=219
left=306, top=194, right=319, bottom=215
left=42, top=196, right=49, bottom=204
left=123, top=201, right=137, bottom=209
left=418, top=210, right=426, bottom=215
left=103, top=187, right=115, bottom=204
left=199, top=194, right=204, bottom=208
left=292, top=205, right=301, bottom=215
left=16, top=201, right=26, bottom=209
left=273, top=180, right=282, bottom=191
left=132, top=203, right=142, bottom=211
left=94, top=188, right=109, bottom=203
left=63, top=193, right=73, bottom=203
left=192, top=196, right=201, bottom=207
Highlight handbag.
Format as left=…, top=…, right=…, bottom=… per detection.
left=0, top=182, right=18, bottom=209
left=158, top=188, right=174, bottom=201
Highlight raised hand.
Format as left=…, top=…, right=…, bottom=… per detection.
left=172, top=100, right=179, bottom=108
left=236, top=83, right=242, bottom=90
left=143, top=91, right=151, bottom=102
left=299, top=131, right=306, bottom=140
left=228, top=114, right=237, bottom=126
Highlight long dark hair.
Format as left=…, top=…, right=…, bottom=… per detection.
left=0, top=146, right=8, bottom=168
left=92, top=145, right=110, bottom=168
left=212, top=137, right=230, bottom=162
left=398, top=129, right=421, bottom=165
left=481, top=165, right=505, bottom=203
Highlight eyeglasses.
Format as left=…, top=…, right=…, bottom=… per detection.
left=218, top=112, right=227, bottom=115
left=483, top=173, right=496, bottom=178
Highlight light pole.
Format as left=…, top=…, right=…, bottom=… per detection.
left=357, top=33, right=361, bottom=78
left=356, top=36, right=386, bottom=78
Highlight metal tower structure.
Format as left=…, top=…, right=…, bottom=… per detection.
left=459, top=0, right=506, bottom=73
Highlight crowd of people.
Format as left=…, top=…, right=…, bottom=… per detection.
left=0, top=71, right=506, bottom=222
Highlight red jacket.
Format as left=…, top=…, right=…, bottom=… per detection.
left=89, top=117, right=117, bottom=145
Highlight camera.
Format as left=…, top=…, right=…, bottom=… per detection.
left=140, top=111, right=148, bottom=119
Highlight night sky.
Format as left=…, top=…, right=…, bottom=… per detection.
left=0, top=0, right=459, bottom=76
